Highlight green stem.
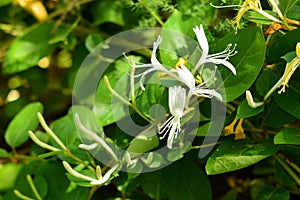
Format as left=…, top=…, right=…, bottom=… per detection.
left=191, top=142, right=221, bottom=149
left=86, top=186, right=99, bottom=200
left=104, top=76, right=151, bottom=123
left=27, top=175, right=42, bottom=200
left=145, top=7, right=164, bottom=26
left=274, top=154, right=300, bottom=187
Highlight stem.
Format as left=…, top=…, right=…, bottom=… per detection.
left=145, top=7, right=164, bottom=26
left=104, top=76, right=151, bottom=123
left=274, top=154, right=300, bottom=187
left=191, top=142, right=221, bottom=149
left=86, top=186, right=100, bottom=200
left=27, top=175, right=42, bottom=200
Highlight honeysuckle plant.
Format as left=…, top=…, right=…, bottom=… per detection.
left=2, top=1, right=300, bottom=200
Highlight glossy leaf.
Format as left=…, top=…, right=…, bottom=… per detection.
left=266, top=28, right=300, bottom=63
left=206, top=139, right=277, bottom=175
left=274, top=77, right=300, bottom=119
left=215, top=27, right=266, bottom=101
left=264, top=102, right=295, bottom=127
left=237, top=100, right=264, bottom=119
left=5, top=102, right=43, bottom=148
left=274, top=128, right=300, bottom=145
left=255, top=69, right=277, bottom=96
left=3, top=23, right=58, bottom=74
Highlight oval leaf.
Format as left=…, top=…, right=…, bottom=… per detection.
left=206, top=139, right=277, bottom=175
left=5, top=102, right=43, bottom=148
left=274, top=128, right=300, bottom=145
left=215, top=26, right=266, bottom=102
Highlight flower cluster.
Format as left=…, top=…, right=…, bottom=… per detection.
left=132, top=24, right=237, bottom=149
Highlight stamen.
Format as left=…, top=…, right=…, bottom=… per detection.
left=210, top=3, right=241, bottom=8
left=158, top=116, right=175, bottom=139
left=208, top=43, right=237, bottom=60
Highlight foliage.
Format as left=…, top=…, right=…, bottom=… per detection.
left=1, top=0, right=300, bottom=200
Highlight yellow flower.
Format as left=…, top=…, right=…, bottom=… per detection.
left=224, top=118, right=246, bottom=140
left=278, top=42, right=300, bottom=94
left=235, top=0, right=281, bottom=28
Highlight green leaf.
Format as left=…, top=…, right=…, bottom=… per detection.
left=206, top=139, right=277, bottom=175
left=94, top=58, right=131, bottom=126
left=0, top=163, right=23, bottom=191
left=286, top=0, right=300, bottom=20
left=5, top=102, right=43, bottom=148
left=3, top=23, right=58, bottom=74
left=255, top=69, right=277, bottom=97
left=237, top=100, right=264, bottom=119
left=160, top=11, right=207, bottom=67
left=243, top=11, right=275, bottom=25
left=279, top=0, right=298, bottom=16
left=256, top=186, right=290, bottom=200
left=264, top=102, right=295, bottom=127
left=274, top=128, right=300, bottom=145
left=266, top=28, right=300, bottom=63
left=90, top=0, right=137, bottom=26
left=141, top=158, right=212, bottom=200
left=167, top=142, right=191, bottom=162
left=274, top=77, right=300, bottom=119
left=85, top=34, right=102, bottom=52
left=126, top=126, right=159, bottom=154
left=215, top=26, right=266, bottom=102
left=136, top=83, right=168, bottom=119
left=168, top=159, right=212, bottom=200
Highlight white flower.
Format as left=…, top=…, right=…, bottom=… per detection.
left=132, top=36, right=179, bottom=90
left=192, top=25, right=237, bottom=75
left=177, top=64, right=222, bottom=100
left=159, top=86, right=186, bottom=149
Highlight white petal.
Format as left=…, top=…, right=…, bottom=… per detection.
left=91, top=165, right=119, bottom=185
left=245, top=90, right=264, bottom=108
left=169, top=86, right=186, bottom=117
left=207, top=58, right=237, bottom=75
left=193, top=25, right=209, bottom=61
left=193, top=88, right=222, bottom=101
left=151, top=36, right=165, bottom=70
left=176, top=65, right=195, bottom=89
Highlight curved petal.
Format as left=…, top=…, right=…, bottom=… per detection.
left=207, top=58, right=237, bottom=75
left=169, top=86, right=186, bottom=117
left=176, top=65, right=196, bottom=89
left=193, top=88, right=222, bottom=101
left=151, top=36, right=165, bottom=70
left=193, top=25, right=209, bottom=60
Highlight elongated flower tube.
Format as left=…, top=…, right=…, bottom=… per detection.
left=132, top=36, right=179, bottom=90
left=177, top=63, right=222, bottom=101
left=62, top=161, right=118, bottom=186
left=192, top=25, right=237, bottom=75
left=159, top=86, right=186, bottom=149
